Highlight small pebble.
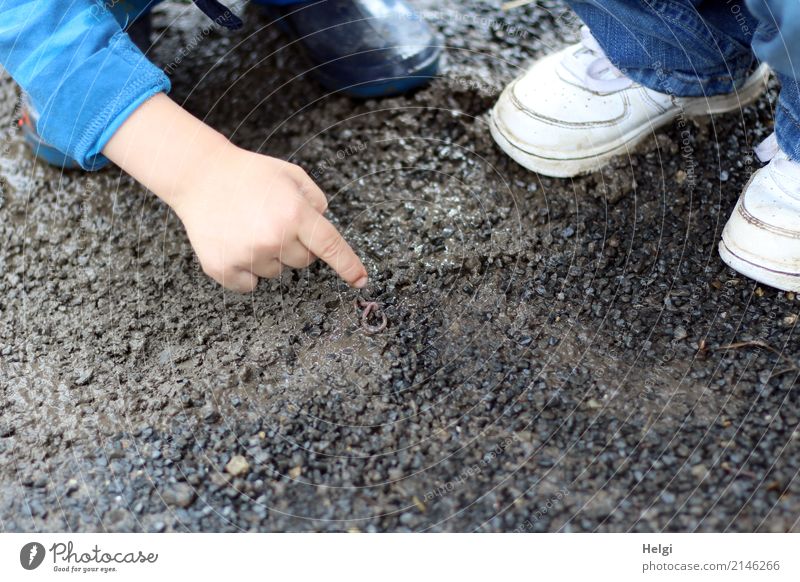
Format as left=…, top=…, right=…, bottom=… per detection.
left=74, top=369, right=93, bottom=386
left=225, top=455, right=250, bottom=477
left=162, top=483, right=196, bottom=508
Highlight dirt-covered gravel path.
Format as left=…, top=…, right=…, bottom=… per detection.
left=1, top=1, right=799, bottom=532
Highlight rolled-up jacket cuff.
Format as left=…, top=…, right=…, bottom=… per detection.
left=35, top=30, right=171, bottom=171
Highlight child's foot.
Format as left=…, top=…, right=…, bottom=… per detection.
left=719, top=134, right=800, bottom=292
left=18, top=96, right=82, bottom=170
left=259, top=0, right=442, bottom=98
left=489, top=27, right=769, bottom=178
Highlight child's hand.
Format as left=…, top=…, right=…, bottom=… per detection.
left=102, top=94, right=368, bottom=293
left=172, top=146, right=367, bottom=292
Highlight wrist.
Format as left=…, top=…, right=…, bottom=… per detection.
left=101, top=93, right=238, bottom=213
left=164, top=130, right=238, bottom=214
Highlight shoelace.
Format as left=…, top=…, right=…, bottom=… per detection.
left=561, top=26, right=633, bottom=93
left=193, top=0, right=243, bottom=30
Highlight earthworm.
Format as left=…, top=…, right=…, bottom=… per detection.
left=354, top=298, right=387, bottom=334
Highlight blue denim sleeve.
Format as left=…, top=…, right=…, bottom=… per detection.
left=0, top=0, right=171, bottom=170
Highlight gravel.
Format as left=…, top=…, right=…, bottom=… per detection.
left=162, top=484, right=197, bottom=509
left=225, top=456, right=250, bottom=478
left=1, top=0, right=798, bottom=533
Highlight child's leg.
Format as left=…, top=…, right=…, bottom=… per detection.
left=746, top=0, right=800, bottom=162
left=719, top=0, right=800, bottom=291
left=488, top=0, right=769, bottom=177
left=772, top=76, right=800, bottom=163
left=567, top=0, right=758, bottom=97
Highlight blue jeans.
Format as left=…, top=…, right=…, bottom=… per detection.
left=567, top=0, right=800, bottom=161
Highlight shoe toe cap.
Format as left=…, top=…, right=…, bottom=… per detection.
left=722, top=166, right=800, bottom=280
left=491, top=52, right=630, bottom=157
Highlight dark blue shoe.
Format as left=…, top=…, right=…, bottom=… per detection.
left=260, top=0, right=442, bottom=98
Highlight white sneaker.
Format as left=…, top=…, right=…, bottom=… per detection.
left=490, top=27, right=770, bottom=178
left=719, top=134, right=800, bottom=292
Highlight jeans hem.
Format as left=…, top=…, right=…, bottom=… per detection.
left=623, top=65, right=754, bottom=97
left=776, top=102, right=800, bottom=162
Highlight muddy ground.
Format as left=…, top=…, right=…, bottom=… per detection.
left=1, top=0, right=799, bottom=532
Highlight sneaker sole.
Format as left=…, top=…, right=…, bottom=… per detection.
left=719, top=238, right=800, bottom=293
left=490, top=63, right=770, bottom=178
left=719, top=177, right=800, bottom=293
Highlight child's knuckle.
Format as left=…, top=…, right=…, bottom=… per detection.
left=318, top=234, right=343, bottom=259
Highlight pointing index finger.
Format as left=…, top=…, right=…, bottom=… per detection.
left=298, top=208, right=368, bottom=288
